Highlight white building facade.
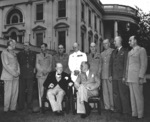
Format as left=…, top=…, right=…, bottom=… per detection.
left=0, top=0, right=138, bottom=53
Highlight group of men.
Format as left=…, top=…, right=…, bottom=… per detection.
left=0, top=34, right=147, bottom=120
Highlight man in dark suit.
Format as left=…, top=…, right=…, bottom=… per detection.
left=109, top=36, right=131, bottom=115
left=43, top=63, right=73, bottom=115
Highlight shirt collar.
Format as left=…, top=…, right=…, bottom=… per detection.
left=118, top=46, right=122, bottom=51
left=133, top=45, right=139, bottom=50
left=86, top=70, right=89, bottom=77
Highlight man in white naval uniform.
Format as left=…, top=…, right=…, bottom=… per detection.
left=68, top=43, right=87, bottom=82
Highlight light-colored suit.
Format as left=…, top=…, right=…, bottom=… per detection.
left=87, top=52, right=101, bottom=76
left=101, top=48, right=114, bottom=110
left=36, top=52, right=53, bottom=107
left=68, top=50, right=87, bottom=82
left=1, top=49, right=20, bottom=111
left=75, top=70, right=100, bottom=114
left=126, top=45, right=147, bottom=118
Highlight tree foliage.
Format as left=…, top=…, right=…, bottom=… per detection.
left=136, top=6, right=150, bottom=54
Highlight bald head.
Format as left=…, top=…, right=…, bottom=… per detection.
left=56, top=63, right=63, bottom=74
left=73, top=42, right=79, bottom=52
left=114, top=36, right=122, bottom=48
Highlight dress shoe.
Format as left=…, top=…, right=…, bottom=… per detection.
left=80, top=114, right=87, bottom=119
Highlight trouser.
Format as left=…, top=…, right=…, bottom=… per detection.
left=129, top=83, right=144, bottom=118
left=77, top=85, right=98, bottom=114
left=37, top=77, right=47, bottom=107
left=47, top=85, right=65, bottom=112
left=112, top=80, right=131, bottom=114
left=102, top=79, right=114, bottom=110
left=4, top=79, right=19, bottom=111
left=18, top=77, right=34, bottom=110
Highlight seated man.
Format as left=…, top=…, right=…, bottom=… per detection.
left=75, top=61, right=100, bottom=118
left=43, top=63, right=73, bottom=115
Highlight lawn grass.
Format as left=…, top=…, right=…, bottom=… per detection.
left=0, top=108, right=150, bottom=122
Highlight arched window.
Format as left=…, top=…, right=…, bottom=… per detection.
left=11, top=14, right=19, bottom=24
left=7, top=8, right=23, bottom=24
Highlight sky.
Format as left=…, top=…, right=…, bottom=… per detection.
left=101, top=0, right=150, bottom=13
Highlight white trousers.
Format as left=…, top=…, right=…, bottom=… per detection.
left=4, top=79, right=19, bottom=111
left=129, top=83, right=144, bottom=118
left=37, top=77, right=47, bottom=107
left=102, top=79, right=114, bottom=110
left=47, top=85, right=65, bottom=112
left=77, top=85, right=98, bottom=114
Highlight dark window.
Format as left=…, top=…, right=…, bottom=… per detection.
left=99, top=20, right=101, bottom=34
left=18, top=35, right=23, bottom=43
left=58, top=31, right=66, bottom=49
left=7, top=9, right=23, bottom=24
left=88, top=35, right=92, bottom=52
left=11, top=32, right=17, bottom=41
left=36, top=33, right=43, bottom=47
left=58, top=0, right=66, bottom=17
left=94, top=15, right=97, bottom=31
left=88, top=10, right=91, bottom=26
left=36, top=4, right=43, bottom=20
left=12, top=15, right=19, bottom=23
left=81, top=32, right=85, bottom=52
left=81, top=3, right=84, bottom=21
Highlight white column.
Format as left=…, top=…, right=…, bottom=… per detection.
left=0, top=8, right=3, bottom=37
left=114, top=21, right=118, bottom=37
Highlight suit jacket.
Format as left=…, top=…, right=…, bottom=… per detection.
left=1, top=49, right=20, bottom=80
left=101, top=48, right=114, bottom=79
left=75, top=70, right=100, bottom=92
left=126, top=46, right=147, bottom=83
left=87, top=52, right=101, bottom=75
left=43, top=71, right=73, bottom=93
left=109, top=47, right=128, bottom=80
left=36, top=52, right=53, bottom=78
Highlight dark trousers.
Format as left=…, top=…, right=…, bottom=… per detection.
left=18, top=77, right=34, bottom=110
left=112, top=80, right=131, bottom=114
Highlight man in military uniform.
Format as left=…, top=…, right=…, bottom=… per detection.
left=68, top=43, right=87, bottom=82
left=1, top=39, right=20, bottom=112
left=101, top=39, right=114, bottom=111
left=17, top=42, right=36, bottom=111
left=36, top=43, right=53, bottom=108
left=87, top=42, right=101, bottom=76
left=52, top=45, right=70, bottom=74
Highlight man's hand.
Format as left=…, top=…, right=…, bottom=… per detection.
left=139, top=77, right=144, bottom=85
left=122, top=78, right=128, bottom=86
left=86, top=86, right=92, bottom=90
left=48, top=83, right=54, bottom=89
left=69, top=82, right=73, bottom=87
left=74, top=70, right=80, bottom=76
